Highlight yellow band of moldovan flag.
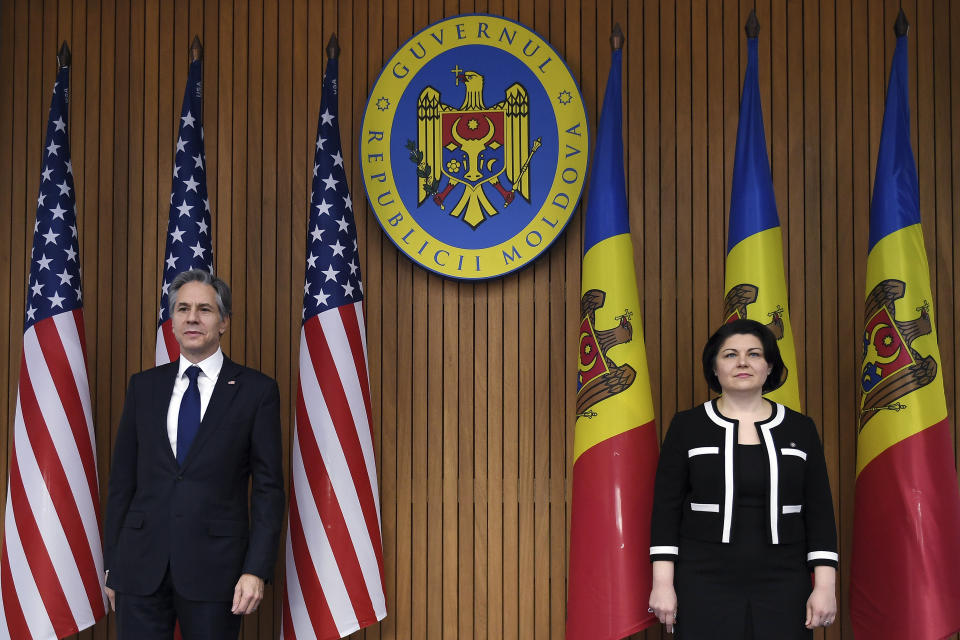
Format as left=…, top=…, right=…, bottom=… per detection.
left=724, top=228, right=800, bottom=410
left=575, top=233, right=655, bottom=463
left=857, top=223, right=946, bottom=475
left=724, top=36, right=800, bottom=412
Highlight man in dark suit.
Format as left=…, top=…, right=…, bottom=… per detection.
left=104, top=269, right=285, bottom=639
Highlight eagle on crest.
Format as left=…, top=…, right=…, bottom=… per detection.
left=859, top=278, right=937, bottom=428
left=577, top=289, right=636, bottom=417
left=417, top=68, right=535, bottom=228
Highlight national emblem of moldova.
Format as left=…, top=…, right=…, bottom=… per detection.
left=361, top=14, right=588, bottom=280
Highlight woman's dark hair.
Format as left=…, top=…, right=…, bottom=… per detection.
left=701, top=319, right=787, bottom=394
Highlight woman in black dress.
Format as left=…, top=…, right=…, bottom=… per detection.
left=648, top=319, right=837, bottom=637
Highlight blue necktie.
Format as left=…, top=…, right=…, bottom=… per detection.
left=177, top=365, right=202, bottom=465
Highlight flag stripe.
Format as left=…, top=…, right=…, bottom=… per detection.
left=14, top=391, right=100, bottom=629
left=338, top=304, right=383, bottom=540
left=2, top=509, right=54, bottom=639
left=19, top=332, right=106, bottom=615
left=294, top=391, right=377, bottom=624
left=279, top=549, right=299, bottom=640
left=1, top=531, right=32, bottom=639
left=321, top=308, right=383, bottom=541
left=302, top=321, right=386, bottom=610
left=287, top=472, right=344, bottom=638
left=54, top=312, right=96, bottom=457
left=281, top=524, right=305, bottom=640
left=32, top=320, right=101, bottom=522
left=72, top=309, right=88, bottom=368
left=340, top=304, right=374, bottom=438
left=7, top=452, right=75, bottom=635
left=293, top=390, right=372, bottom=631
left=851, top=419, right=960, bottom=639
left=568, top=424, right=659, bottom=640
left=11, top=439, right=93, bottom=634
left=156, top=321, right=179, bottom=366
left=15, top=358, right=104, bottom=615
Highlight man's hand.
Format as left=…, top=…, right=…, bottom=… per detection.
left=103, top=570, right=116, bottom=612
left=231, top=573, right=265, bottom=615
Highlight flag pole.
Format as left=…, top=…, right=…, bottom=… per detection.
left=190, top=35, right=203, bottom=126
left=610, top=22, right=623, bottom=50
left=327, top=32, right=339, bottom=59
left=57, top=41, right=71, bottom=69
left=190, top=34, right=203, bottom=63
left=745, top=8, right=760, bottom=38
left=894, top=8, right=908, bottom=37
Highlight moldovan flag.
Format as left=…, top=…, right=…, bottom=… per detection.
left=567, top=43, right=658, bottom=640
left=850, top=16, right=960, bottom=640
left=0, top=52, right=108, bottom=638
left=723, top=23, right=800, bottom=411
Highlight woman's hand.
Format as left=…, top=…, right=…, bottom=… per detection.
left=649, top=561, right=678, bottom=633
left=805, top=566, right=837, bottom=629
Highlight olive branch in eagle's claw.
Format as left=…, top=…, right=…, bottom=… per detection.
left=405, top=139, right=441, bottom=197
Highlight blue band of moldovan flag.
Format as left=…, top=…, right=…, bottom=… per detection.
left=727, top=38, right=780, bottom=252
left=582, top=49, right=629, bottom=255
left=868, top=35, right=921, bottom=251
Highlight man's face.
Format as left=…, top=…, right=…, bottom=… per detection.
left=171, top=281, right=229, bottom=362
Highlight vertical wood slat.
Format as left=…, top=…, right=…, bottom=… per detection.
left=834, top=2, right=857, bottom=635
left=951, top=0, right=960, bottom=477
left=0, top=3, right=957, bottom=639
left=0, top=0, right=18, bottom=514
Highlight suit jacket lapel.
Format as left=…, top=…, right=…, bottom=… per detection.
left=154, top=362, right=180, bottom=469
left=180, top=356, right=242, bottom=470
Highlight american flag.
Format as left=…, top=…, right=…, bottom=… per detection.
left=281, top=48, right=386, bottom=639
left=155, top=56, right=214, bottom=365
left=0, top=61, right=107, bottom=639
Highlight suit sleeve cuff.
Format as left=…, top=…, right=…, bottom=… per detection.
left=650, top=545, right=679, bottom=562
left=806, top=550, right=838, bottom=569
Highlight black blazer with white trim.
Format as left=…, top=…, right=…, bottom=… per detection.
left=650, top=399, right=838, bottom=569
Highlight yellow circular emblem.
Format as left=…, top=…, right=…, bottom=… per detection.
left=360, top=14, right=589, bottom=280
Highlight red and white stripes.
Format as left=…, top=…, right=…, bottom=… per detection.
left=155, top=320, right=179, bottom=366
left=0, top=311, right=107, bottom=639
left=282, top=302, right=385, bottom=640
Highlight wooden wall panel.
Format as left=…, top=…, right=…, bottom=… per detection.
left=0, top=2, right=958, bottom=639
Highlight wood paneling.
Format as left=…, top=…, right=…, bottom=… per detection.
left=0, top=2, right=958, bottom=638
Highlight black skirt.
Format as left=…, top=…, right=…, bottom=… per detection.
left=674, top=504, right=813, bottom=640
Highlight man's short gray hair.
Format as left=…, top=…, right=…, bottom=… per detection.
left=168, top=269, right=232, bottom=319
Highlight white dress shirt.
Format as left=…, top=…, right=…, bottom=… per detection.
left=166, top=348, right=224, bottom=455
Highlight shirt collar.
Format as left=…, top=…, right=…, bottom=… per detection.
left=177, top=348, right=224, bottom=381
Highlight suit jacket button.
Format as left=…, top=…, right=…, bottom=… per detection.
left=176, top=474, right=183, bottom=481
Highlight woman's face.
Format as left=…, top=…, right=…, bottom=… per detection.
left=714, top=333, right=773, bottom=394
